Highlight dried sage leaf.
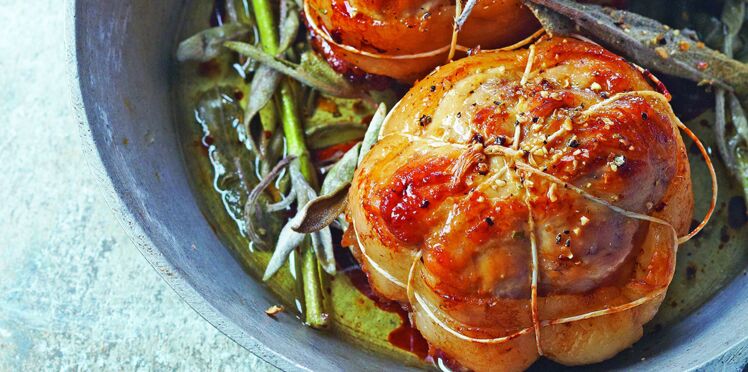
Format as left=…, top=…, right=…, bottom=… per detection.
left=311, top=227, right=336, bottom=275
left=716, top=90, right=735, bottom=170
left=728, top=92, right=748, bottom=144
left=224, top=0, right=239, bottom=23
left=722, top=0, right=745, bottom=58
left=525, top=0, right=748, bottom=94
left=224, top=42, right=363, bottom=99
left=245, top=156, right=295, bottom=248
left=305, top=123, right=366, bottom=150
left=263, top=161, right=320, bottom=280
left=305, top=95, right=377, bottom=150
left=736, top=149, right=748, bottom=197
left=263, top=218, right=306, bottom=281
left=297, top=51, right=362, bottom=98
left=196, top=87, right=286, bottom=241
left=723, top=92, right=748, bottom=200
left=278, top=0, right=300, bottom=54
left=714, top=0, right=748, bottom=203
left=177, top=23, right=250, bottom=62
left=322, top=143, right=361, bottom=195
left=266, top=191, right=295, bottom=212
left=289, top=160, right=318, bottom=206
left=293, top=143, right=361, bottom=233
left=359, top=103, right=387, bottom=166
left=292, top=184, right=351, bottom=234
left=292, top=104, right=385, bottom=234
left=244, top=65, right=281, bottom=129
left=524, top=3, right=575, bottom=36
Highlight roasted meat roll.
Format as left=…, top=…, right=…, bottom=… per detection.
left=304, top=0, right=539, bottom=82
left=347, top=36, right=693, bottom=371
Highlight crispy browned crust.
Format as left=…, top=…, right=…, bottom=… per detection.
left=347, top=36, right=694, bottom=371
left=305, top=0, right=539, bottom=82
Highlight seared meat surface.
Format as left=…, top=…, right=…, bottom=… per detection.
left=348, top=36, right=693, bottom=371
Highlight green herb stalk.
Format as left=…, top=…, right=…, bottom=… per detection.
left=253, top=0, right=278, bottom=176
left=251, top=0, right=327, bottom=328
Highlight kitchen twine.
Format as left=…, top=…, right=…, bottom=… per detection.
left=350, top=35, right=717, bottom=355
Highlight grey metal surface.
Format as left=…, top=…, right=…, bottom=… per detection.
left=0, top=0, right=273, bottom=370
left=69, top=0, right=748, bottom=371
left=69, top=0, right=417, bottom=371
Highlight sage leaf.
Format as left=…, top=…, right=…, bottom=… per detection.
left=322, top=143, right=361, bottom=195
left=311, top=227, right=336, bottom=275
left=722, top=0, right=745, bottom=58
left=298, top=51, right=365, bottom=100
left=728, top=92, right=748, bottom=145
left=305, top=95, right=378, bottom=150
left=716, top=90, right=735, bottom=171
left=177, top=23, right=250, bottom=62
left=263, top=219, right=306, bottom=281
left=196, top=87, right=284, bottom=242
left=289, top=160, right=318, bottom=206
left=736, top=149, right=748, bottom=199
left=292, top=105, right=385, bottom=234
left=359, top=103, right=387, bottom=166
left=244, top=65, right=281, bottom=129
left=278, top=0, right=300, bottom=54
left=524, top=0, right=748, bottom=94
left=266, top=191, right=296, bottom=212
left=257, top=100, right=281, bottom=171
left=292, top=143, right=361, bottom=234
left=292, top=142, right=361, bottom=233
left=263, top=161, right=321, bottom=280
left=292, top=184, right=351, bottom=234
left=305, top=123, right=367, bottom=150
left=289, top=160, right=340, bottom=280
left=524, top=3, right=575, bottom=36
left=455, top=0, right=479, bottom=31
left=715, top=90, right=748, bottom=204
left=245, top=156, right=295, bottom=248
left=224, top=0, right=239, bottom=23
left=714, top=0, right=748, bottom=204
left=224, top=41, right=363, bottom=99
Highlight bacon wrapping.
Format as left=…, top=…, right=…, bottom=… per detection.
left=347, top=36, right=695, bottom=371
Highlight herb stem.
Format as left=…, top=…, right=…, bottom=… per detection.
left=252, top=0, right=327, bottom=328
left=251, top=0, right=279, bottom=55
left=258, top=102, right=278, bottom=178
left=301, top=240, right=326, bottom=327
left=280, top=82, right=318, bottom=184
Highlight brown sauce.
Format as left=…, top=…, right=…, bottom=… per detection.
left=333, top=231, right=429, bottom=359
